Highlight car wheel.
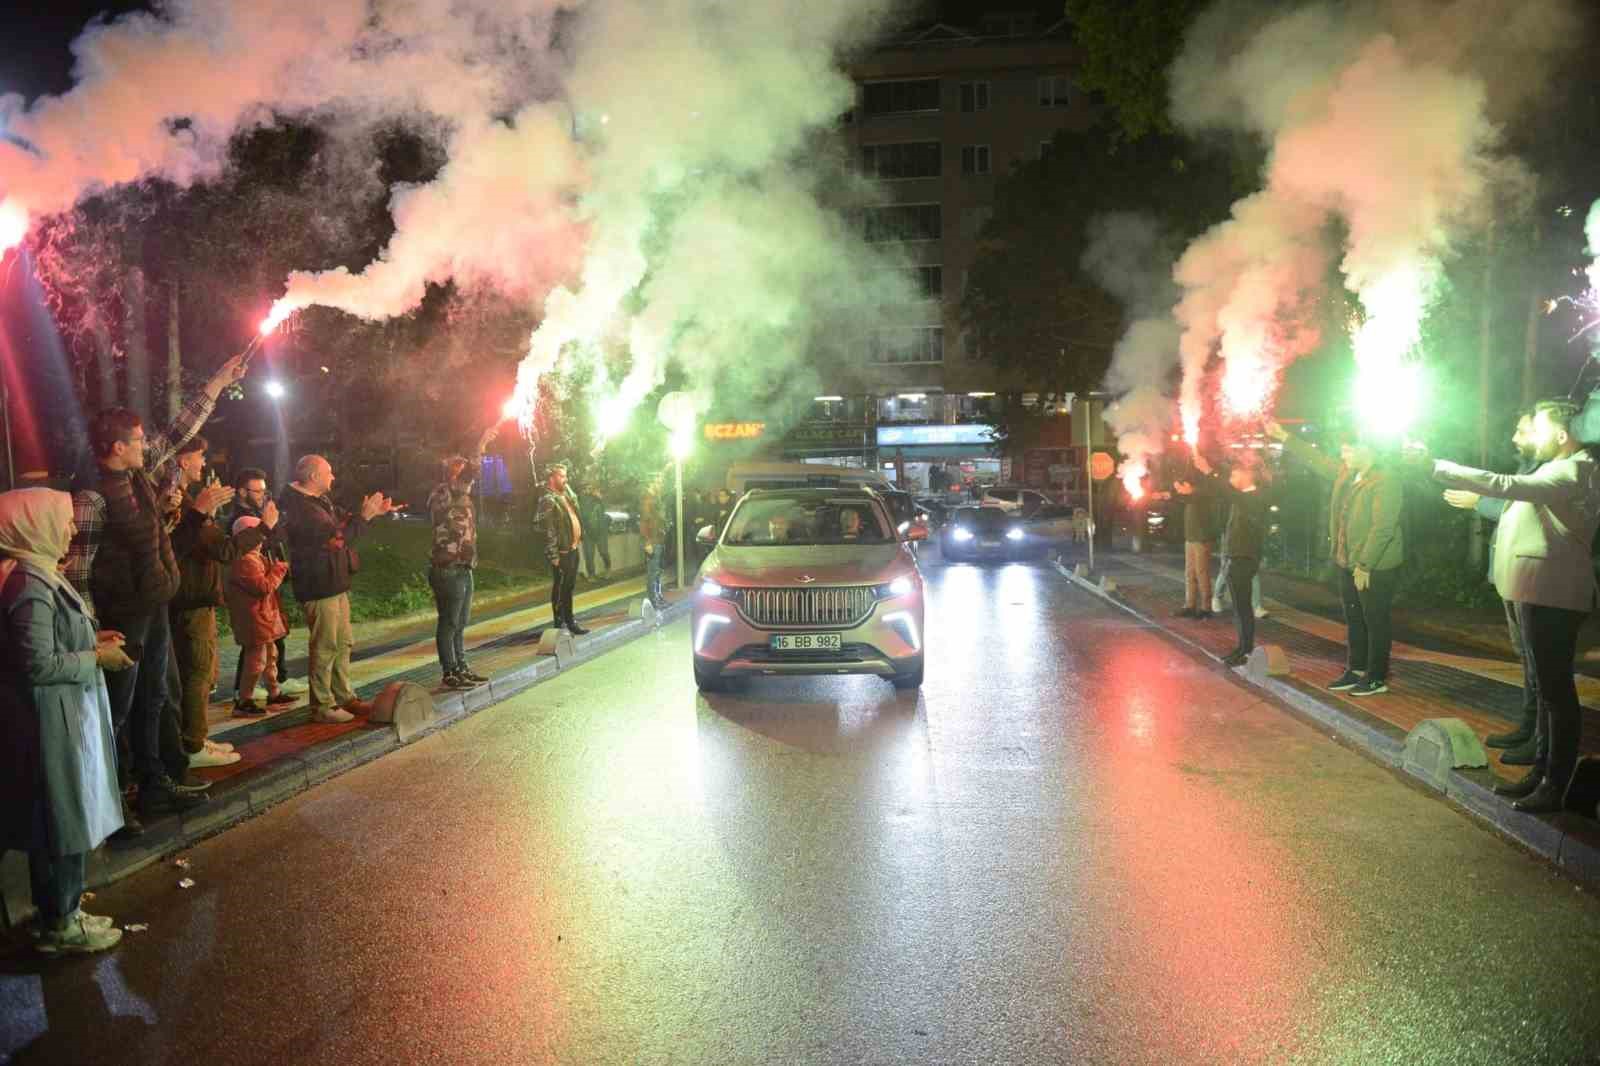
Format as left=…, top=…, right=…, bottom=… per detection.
left=693, top=661, right=724, bottom=693
left=890, top=659, right=924, bottom=690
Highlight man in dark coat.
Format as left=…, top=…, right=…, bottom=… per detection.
left=279, top=454, right=395, bottom=723
left=536, top=462, right=586, bottom=635
left=579, top=485, right=612, bottom=580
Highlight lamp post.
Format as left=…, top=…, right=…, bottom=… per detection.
left=657, top=392, right=698, bottom=593
left=1077, top=390, right=1114, bottom=575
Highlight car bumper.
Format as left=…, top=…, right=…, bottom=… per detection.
left=691, top=597, right=923, bottom=679
left=942, top=537, right=1031, bottom=560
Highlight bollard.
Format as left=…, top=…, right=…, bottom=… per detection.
left=369, top=680, right=436, bottom=743
left=1402, top=718, right=1488, bottom=792
left=1098, top=576, right=1118, bottom=594
left=1073, top=563, right=1089, bottom=579
left=537, top=627, right=575, bottom=660
left=628, top=598, right=658, bottom=625
left=1244, top=645, right=1290, bottom=679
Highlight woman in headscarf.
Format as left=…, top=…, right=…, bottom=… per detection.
left=0, top=487, right=134, bottom=955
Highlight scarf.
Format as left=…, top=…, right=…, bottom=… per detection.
left=0, top=487, right=88, bottom=613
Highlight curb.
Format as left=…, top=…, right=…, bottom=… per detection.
left=1052, top=559, right=1600, bottom=889
left=1, top=598, right=691, bottom=930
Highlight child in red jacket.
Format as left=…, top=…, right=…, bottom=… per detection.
left=227, top=517, right=292, bottom=716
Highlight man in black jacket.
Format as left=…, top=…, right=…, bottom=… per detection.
left=536, top=462, right=587, bottom=635
left=227, top=468, right=300, bottom=699
left=1185, top=453, right=1271, bottom=666
left=279, top=454, right=395, bottom=723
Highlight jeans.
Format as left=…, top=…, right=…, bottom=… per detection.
left=170, top=606, right=218, bottom=753
left=429, top=566, right=475, bottom=672
left=27, top=850, right=87, bottom=927
left=1338, top=566, right=1398, bottom=682
left=1229, top=557, right=1261, bottom=653
left=1184, top=541, right=1213, bottom=609
left=550, top=550, right=580, bottom=624
left=302, top=593, right=356, bottom=709
left=1517, top=602, right=1588, bottom=787
left=1503, top=598, right=1539, bottom=724
left=102, top=608, right=172, bottom=783
left=1213, top=556, right=1262, bottom=613
left=582, top=534, right=611, bottom=578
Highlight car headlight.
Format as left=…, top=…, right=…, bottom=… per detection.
left=873, top=576, right=917, bottom=600
left=952, top=527, right=974, bottom=542
left=1005, top=528, right=1024, bottom=541
left=698, top=578, right=725, bottom=598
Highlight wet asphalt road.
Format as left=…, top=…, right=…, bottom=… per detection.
left=5, top=552, right=1600, bottom=1065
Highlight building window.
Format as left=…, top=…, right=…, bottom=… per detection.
left=863, top=203, right=942, bottom=243
left=1038, top=75, right=1072, bottom=109
left=959, top=81, right=990, bottom=113
left=910, top=265, right=943, bottom=300
left=861, top=141, right=941, bottom=180
left=871, top=326, right=944, bottom=364
left=862, top=78, right=941, bottom=117
left=961, top=145, right=991, bottom=176
left=878, top=391, right=943, bottom=423
left=1038, top=139, right=1056, bottom=160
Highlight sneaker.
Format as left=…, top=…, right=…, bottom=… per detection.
left=1327, top=671, right=1363, bottom=691
left=311, top=705, right=355, bottom=724
left=1174, top=607, right=1197, bottom=619
left=277, top=678, right=308, bottom=695
left=204, top=738, right=235, bottom=754
left=458, top=665, right=490, bottom=684
left=169, top=772, right=213, bottom=792
left=265, top=691, right=299, bottom=706
left=1194, top=610, right=1216, bottom=620
left=342, top=698, right=374, bottom=716
left=1210, top=600, right=1225, bottom=615
left=1348, top=679, right=1389, bottom=697
left=35, top=912, right=122, bottom=956
left=109, top=795, right=145, bottom=842
left=137, top=775, right=210, bottom=816
left=233, top=699, right=266, bottom=717
left=188, top=746, right=241, bottom=769
left=443, top=671, right=480, bottom=690
left=1254, top=608, right=1270, bottom=619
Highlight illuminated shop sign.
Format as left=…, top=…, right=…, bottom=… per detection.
left=876, top=424, right=996, bottom=447
left=704, top=422, right=767, bottom=441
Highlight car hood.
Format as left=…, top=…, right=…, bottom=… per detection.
left=709, top=544, right=908, bottom=586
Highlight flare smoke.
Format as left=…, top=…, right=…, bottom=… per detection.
left=1, top=0, right=910, bottom=435
left=1098, top=0, right=1580, bottom=467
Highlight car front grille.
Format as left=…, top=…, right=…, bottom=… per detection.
left=731, top=586, right=875, bottom=628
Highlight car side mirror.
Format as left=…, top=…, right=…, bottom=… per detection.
left=904, top=521, right=929, bottom=542
left=696, top=524, right=716, bottom=545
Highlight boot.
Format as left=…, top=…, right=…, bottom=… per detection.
left=1512, top=778, right=1568, bottom=814
left=1499, top=737, right=1541, bottom=766
left=108, top=793, right=145, bottom=842
left=137, top=774, right=210, bottom=817
left=1493, top=764, right=1545, bottom=798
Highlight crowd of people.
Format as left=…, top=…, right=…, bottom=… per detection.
left=0, top=357, right=670, bottom=956
left=1156, top=401, right=1600, bottom=815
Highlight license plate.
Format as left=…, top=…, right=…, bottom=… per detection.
left=770, top=633, right=842, bottom=651
left=980, top=539, right=1002, bottom=548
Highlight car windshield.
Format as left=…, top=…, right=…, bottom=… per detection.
left=723, top=495, right=894, bottom=546
left=954, top=508, right=1013, bottom=529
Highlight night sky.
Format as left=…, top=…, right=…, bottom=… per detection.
left=2, top=3, right=150, bottom=100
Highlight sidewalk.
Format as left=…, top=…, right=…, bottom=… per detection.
left=1056, top=545, right=1600, bottom=883
left=1, top=570, right=691, bottom=928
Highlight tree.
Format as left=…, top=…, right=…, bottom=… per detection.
left=961, top=120, right=1241, bottom=446
left=1061, top=0, right=1211, bottom=141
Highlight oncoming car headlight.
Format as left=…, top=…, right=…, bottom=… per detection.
left=952, top=527, right=974, bottom=542
left=1005, top=527, right=1024, bottom=541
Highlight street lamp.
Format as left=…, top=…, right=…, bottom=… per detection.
left=264, top=380, right=287, bottom=400
left=657, top=391, right=699, bottom=594
left=1075, top=390, right=1115, bottom=576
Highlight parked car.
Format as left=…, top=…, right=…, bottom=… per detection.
left=940, top=506, right=1043, bottom=562
left=979, top=486, right=1054, bottom=515
left=690, top=487, right=927, bottom=692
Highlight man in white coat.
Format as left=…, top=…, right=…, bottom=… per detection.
left=1432, top=401, right=1600, bottom=813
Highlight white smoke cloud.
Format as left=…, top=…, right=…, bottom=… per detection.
left=1587, top=200, right=1600, bottom=297
left=1095, top=0, right=1580, bottom=472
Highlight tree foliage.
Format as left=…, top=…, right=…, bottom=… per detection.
left=1061, top=0, right=1210, bottom=141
